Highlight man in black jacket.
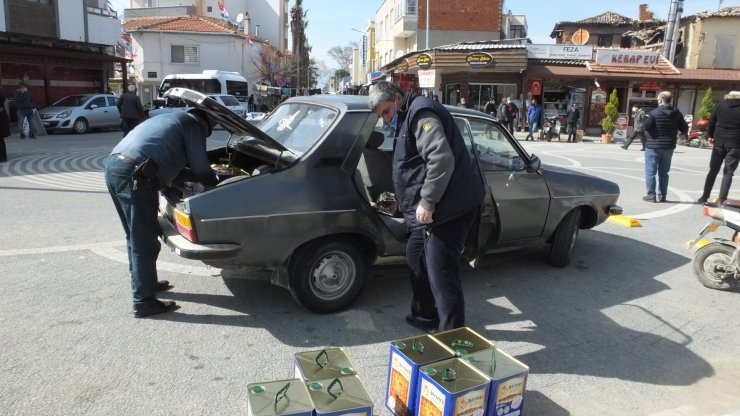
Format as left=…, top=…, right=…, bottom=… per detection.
left=642, top=91, right=688, bottom=202
left=117, top=85, right=145, bottom=137
left=566, top=102, right=580, bottom=142
left=698, top=91, right=740, bottom=204
left=369, top=81, right=485, bottom=332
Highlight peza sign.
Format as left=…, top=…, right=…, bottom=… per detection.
left=526, top=44, right=593, bottom=60
left=595, top=50, right=661, bottom=66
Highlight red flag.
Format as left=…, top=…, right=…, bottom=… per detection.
left=217, top=0, right=224, bottom=12
left=245, top=35, right=251, bottom=45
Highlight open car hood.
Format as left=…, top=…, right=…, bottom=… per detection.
left=163, top=88, right=288, bottom=152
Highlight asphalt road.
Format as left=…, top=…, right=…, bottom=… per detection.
left=1, top=129, right=739, bottom=415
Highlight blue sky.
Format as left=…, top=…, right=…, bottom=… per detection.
left=109, top=0, right=736, bottom=70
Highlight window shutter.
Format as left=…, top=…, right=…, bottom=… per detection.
left=184, top=46, right=199, bottom=64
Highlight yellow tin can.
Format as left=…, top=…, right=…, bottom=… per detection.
left=293, top=348, right=357, bottom=381
left=306, top=375, right=373, bottom=416
left=385, top=334, right=456, bottom=416
left=432, top=327, right=495, bottom=356
left=246, top=378, right=314, bottom=416
left=464, top=348, right=529, bottom=416
left=418, top=357, right=491, bottom=416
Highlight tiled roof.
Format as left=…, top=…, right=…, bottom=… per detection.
left=529, top=58, right=587, bottom=66
left=697, top=6, right=740, bottom=18
left=569, top=11, right=634, bottom=25
left=123, top=15, right=240, bottom=35
left=431, top=42, right=526, bottom=52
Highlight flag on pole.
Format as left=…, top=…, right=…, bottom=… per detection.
left=245, top=35, right=252, bottom=45
left=217, top=0, right=225, bottom=12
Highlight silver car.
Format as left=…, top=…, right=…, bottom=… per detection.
left=38, top=94, right=121, bottom=134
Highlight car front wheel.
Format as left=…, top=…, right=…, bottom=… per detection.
left=288, top=238, right=368, bottom=313
left=548, top=208, right=581, bottom=267
left=73, top=118, right=89, bottom=134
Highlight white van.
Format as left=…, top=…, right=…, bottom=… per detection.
left=157, top=70, right=249, bottom=102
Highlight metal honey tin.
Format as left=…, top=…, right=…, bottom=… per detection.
left=418, top=357, right=491, bottom=416
left=386, top=334, right=456, bottom=416
left=463, top=348, right=529, bottom=416
left=432, top=327, right=495, bottom=356
left=306, top=375, right=373, bottom=416
left=293, top=348, right=356, bottom=381
left=246, top=378, right=314, bottom=416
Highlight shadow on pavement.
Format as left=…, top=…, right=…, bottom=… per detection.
left=159, top=228, right=711, bottom=388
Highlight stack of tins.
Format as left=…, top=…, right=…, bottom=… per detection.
left=385, top=334, right=456, bottom=416
left=294, top=348, right=373, bottom=416
left=386, top=327, right=530, bottom=416
left=435, top=327, right=529, bottom=416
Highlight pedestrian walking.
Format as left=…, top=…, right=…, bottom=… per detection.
left=105, top=109, right=218, bottom=318
left=117, top=84, right=146, bottom=137
left=566, top=103, right=580, bottom=142
left=369, top=81, right=485, bottom=332
left=622, top=106, right=648, bottom=150
left=117, top=85, right=145, bottom=137
left=698, top=91, right=740, bottom=205
left=483, top=97, right=497, bottom=116
left=642, top=91, right=688, bottom=203
left=14, top=82, right=35, bottom=139
left=0, top=88, right=10, bottom=162
left=504, top=97, right=518, bottom=133
left=525, top=98, right=543, bottom=141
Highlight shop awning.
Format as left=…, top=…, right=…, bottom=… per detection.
left=527, top=63, right=740, bottom=84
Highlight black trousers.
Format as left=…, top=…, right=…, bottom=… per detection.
left=122, top=118, right=142, bottom=137
left=406, top=209, right=477, bottom=331
left=623, top=130, right=646, bottom=149
left=566, top=122, right=578, bottom=141
left=0, top=137, right=6, bottom=162
left=701, top=142, right=740, bottom=201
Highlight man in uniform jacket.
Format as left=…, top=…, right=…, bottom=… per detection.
left=566, top=103, right=580, bottom=142
left=642, top=91, right=688, bottom=202
left=698, top=91, right=740, bottom=204
left=622, top=106, right=648, bottom=150
left=369, top=81, right=485, bottom=332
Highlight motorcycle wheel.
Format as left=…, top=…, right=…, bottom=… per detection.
left=693, top=243, right=740, bottom=290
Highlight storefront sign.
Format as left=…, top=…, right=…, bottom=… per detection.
left=465, top=52, right=493, bottom=67
left=640, top=82, right=660, bottom=91
left=418, top=70, right=436, bottom=88
left=591, top=88, right=607, bottom=104
left=595, top=50, right=661, bottom=66
left=417, top=53, right=433, bottom=69
left=526, top=44, right=593, bottom=60
left=529, top=78, right=542, bottom=95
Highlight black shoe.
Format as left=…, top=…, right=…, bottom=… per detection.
left=133, top=299, right=177, bottom=318
left=640, top=148, right=645, bottom=151
left=19, top=135, right=25, bottom=139
left=697, top=197, right=708, bottom=204
left=658, top=195, right=667, bottom=202
left=157, top=280, right=173, bottom=292
left=621, top=145, right=628, bottom=150
left=29, top=136, right=36, bottom=139
left=642, top=195, right=656, bottom=202
left=405, top=314, right=439, bottom=333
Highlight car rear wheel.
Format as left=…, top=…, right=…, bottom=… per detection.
left=549, top=208, right=581, bottom=267
left=288, top=238, right=368, bottom=313
left=73, top=118, right=89, bottom=134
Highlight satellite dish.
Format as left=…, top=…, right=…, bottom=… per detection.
left=571, top=28, right=590, bottom=45
left=236, top=13, right=244, bottom=23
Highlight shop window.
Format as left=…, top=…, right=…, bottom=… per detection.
left=597, top=35, right=613, bottom=47
left=620, top=36, right=631, bottom=48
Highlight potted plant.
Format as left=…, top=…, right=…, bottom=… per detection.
left=600, top=89, right=619, bottom=143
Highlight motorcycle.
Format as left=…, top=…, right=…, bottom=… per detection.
left=678, top=118, right=712, bottom=148
left=544, top=116, right=561, bottom=142
left=688, top=202, right=740, bottom=290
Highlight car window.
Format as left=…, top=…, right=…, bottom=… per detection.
left=107, top=96, right=118, bottom=107
left=258, top=103, right=338, bottom=156
left=456, top=117, right=525, bottom=172
left=373, top=118, right=396, bottom=150
left=218, top=95, right=240, bottom=106
left=89, top=97, right=106, bottom=108
left=54, top=95, right=87, bottom=106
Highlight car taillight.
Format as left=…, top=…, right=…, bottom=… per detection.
left=174, top=208, right=197, bottom=242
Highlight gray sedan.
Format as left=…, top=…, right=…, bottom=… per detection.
left=157, top=88, right=621, bottom=313
left=38, top=94, right=121, bottom=134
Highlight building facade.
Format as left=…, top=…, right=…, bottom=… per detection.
left=0, top=0, right=125, bottom=114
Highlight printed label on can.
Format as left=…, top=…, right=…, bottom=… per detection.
left=419, top=378, right=445, bottom=416
left=496, top=376, right=525, bottom=416
left=387, top=351, right=413, bottom=410
left=455, top=388, right=486, bottom=416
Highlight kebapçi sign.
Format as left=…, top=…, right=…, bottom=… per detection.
left=595, top=50, right=661, bottom=66
left=526, top=44, right=593, bottom=60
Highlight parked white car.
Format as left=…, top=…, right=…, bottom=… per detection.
left=148, top=94, right=246, bottom=119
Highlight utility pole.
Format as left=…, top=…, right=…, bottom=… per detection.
left=425, top=0, right=430, bottom=49
left=662, top=0, right=684, bottom=63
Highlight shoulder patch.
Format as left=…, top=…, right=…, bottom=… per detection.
left=422, top=122, right=432, bottom=132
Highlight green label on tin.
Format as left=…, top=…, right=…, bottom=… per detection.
left=394, top=342, right=407, bottom=350
left=424, top=368, right=437, bottom=376
left=249, top=385, right=264, bottom=394
left=309, top=382, right=323, bottom=391
left=340, top=367, right=354, bottom=375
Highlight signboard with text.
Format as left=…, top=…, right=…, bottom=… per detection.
left=526, top=44, right=593, bottom=60
left=418, top=69, right=436, bottom=88
left=595, top=50, right=660, bottom=66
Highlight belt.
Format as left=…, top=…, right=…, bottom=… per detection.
left=113, top=153, right=137, bottom=165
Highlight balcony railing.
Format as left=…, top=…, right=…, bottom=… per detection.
left=87, top=6, right=118, bottom=19
left=394, top=0, right=418, bottom=21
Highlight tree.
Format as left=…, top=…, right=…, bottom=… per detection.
left=601, top=89, right=619, bottom=134
left=698, top=87, right=715, bottom=120
left=290, top=0, right=310, bottom=89
left=327, top=43, right=357, bottom=71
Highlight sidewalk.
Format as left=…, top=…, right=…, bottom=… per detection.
left=511, top=130, right=613, bottom=144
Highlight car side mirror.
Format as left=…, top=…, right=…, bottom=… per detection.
left=528, top=154, right=541, bottom=172
left=89, top=104, right=99, bottom=110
